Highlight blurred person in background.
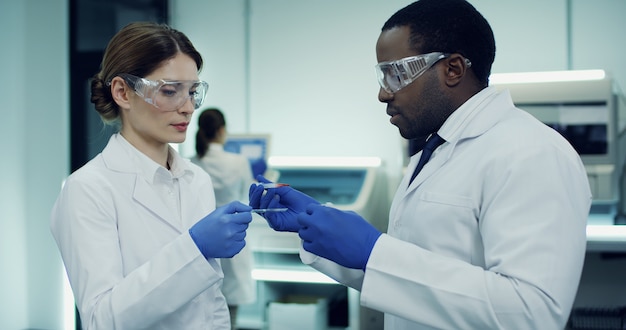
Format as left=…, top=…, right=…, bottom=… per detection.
left=192, top=108, right=256, bottom=330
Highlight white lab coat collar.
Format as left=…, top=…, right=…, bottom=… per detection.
left=405, top=87, right=513, bottom=192
left=202, top=143, right=229, bottom=160
left=101, top=133, right=195, bottom=230
left=437, top=86, right=501, bottom=143
left=207, top=142, right=224, bottom=153
left=102, top=133, right=195, bottom=184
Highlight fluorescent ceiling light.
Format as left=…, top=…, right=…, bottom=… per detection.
left=490, top=69, right=606, bottom=84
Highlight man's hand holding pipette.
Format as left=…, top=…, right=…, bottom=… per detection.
left=249, top=175, right=318, bottom=232
left=249, top=175, right=381, bottom=270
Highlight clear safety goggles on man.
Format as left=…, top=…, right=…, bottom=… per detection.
left=375, top=52, right=472, bottom=94
left=116, top=73, right=209, bottom=111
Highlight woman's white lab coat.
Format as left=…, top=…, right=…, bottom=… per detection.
left=191, top=143, right=256, bottom=305
left=50, top=134, right=230, bottom=329
left=301, top=87, right=592, bottom=329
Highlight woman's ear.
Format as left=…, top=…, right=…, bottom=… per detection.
left=443, top=54, right=470, bottom=87
left=110, top=76, right=132, bottom=110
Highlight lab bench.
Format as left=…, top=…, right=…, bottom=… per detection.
left=569, top=206, right=626, bottom=329
left=585, top=207, right=626, bottom=252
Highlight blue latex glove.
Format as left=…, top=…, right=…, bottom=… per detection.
left=251, top=158, right=268, bottom=178
left=297, top=204, right=382, bottom=270
left=189, top=201, right=252, bottom=259
left=248, top=175, right=319, bottom=232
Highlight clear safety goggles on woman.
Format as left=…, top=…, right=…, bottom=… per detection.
left=114, top=73, right=209, bottom=111
left=375, top=52, right=472, bottom=94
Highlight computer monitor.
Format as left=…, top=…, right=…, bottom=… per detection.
left=224, top=133, right=271, bottom=178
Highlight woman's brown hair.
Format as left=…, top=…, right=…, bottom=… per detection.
left=90, top=22, right=203, bottom=124
left=195, top=108, right=226, bottom=158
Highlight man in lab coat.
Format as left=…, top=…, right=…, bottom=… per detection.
left=249, top=0, right=592, bottom=328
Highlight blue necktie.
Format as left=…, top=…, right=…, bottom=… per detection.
left=409, top=133, right=445, bottom=186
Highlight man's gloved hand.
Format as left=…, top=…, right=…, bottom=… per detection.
left=248, top=175, right=319, bottom=232
left=251, top=158, right=268, bottom=178
left=189, top=201, right=252, bottom=259
left=297, top=204, right=382, bottom=270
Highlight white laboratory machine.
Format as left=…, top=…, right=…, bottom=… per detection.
left=239, top=156, right=390, bottom=330
left=493, top=70, right=626, bottom=326
left=492, top=70, right=626, bottom=211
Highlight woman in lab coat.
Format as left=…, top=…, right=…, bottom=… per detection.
left=50, top=22, right=253, bottom=329
left=249, top=0, right=592, bottom=329
left=191, top=108, right=256, bottom=329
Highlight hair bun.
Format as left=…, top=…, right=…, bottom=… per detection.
left=90, top=74, right=119, bottom=123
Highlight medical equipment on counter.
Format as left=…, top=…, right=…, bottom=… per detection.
left=246, top=155, right=389, bottom=254
left=271, top=156, right=388, bottom=228
left=239, top=156, right=389, bottom=330
left=492, top=70, right=626, bottom=212
left=224, top=133, right=272, bottom=178
left=614, top=93, right=626, bottom=224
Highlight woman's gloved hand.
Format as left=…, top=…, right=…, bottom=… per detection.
left=248, top=175, right=319, bottom=232
left=189, top=201, right=252, bottom=259
left=297, top=204, right=381, bottom=270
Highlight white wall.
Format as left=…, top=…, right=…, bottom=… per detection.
left=1, top=1, right=28, bottom=328
left=172, top=1, right=249, bottom=157
left=472, top=0, right=568, bottom=73
left=0, top=0, right=69, bottom=329
left=571, top=0, right=626, bottom=89
left=245, top=0, right=410, bottom=195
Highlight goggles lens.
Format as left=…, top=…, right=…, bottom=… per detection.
left=118, top=73, right=209, bottom=111
left=375, top=52, right=451, bottom=93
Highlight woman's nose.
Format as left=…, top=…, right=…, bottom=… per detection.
left=178, top=97, right=195, bottom=114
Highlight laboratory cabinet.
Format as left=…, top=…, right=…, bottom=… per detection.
left=236, top=246, right=359, bottom=330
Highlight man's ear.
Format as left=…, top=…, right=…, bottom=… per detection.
left=443, top=54, right=470, bottom=87
left=110, top=76, right=132, bottom=110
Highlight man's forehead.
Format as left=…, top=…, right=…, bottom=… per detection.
left=376, top=26, right=418, bottom=62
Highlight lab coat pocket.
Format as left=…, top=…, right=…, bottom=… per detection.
left=399, top=190, right=480, bottom=261
left=420, top=191, right=475, bottom=209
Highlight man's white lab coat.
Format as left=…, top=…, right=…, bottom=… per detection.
left=51, top=134, right=230, bottom=329
left=301, top=87, right=592, bottom=329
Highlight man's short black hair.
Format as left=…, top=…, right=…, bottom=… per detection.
left=382, top=0, right=496, bottom=87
